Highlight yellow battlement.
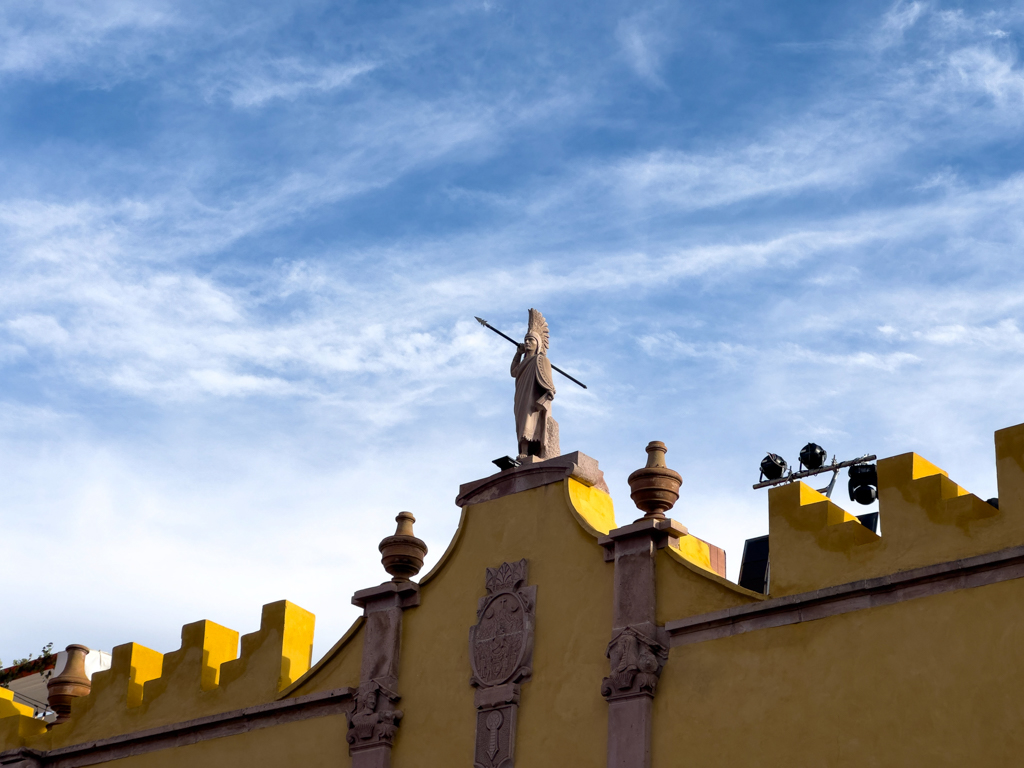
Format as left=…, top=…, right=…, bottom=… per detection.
left=0, top=687, right=46, bottom=745
left=6, top=424, right=1024, bottom=763
left=0, top=600, right=315, bottom=752
left=767, top=422, right=1024, bottom=596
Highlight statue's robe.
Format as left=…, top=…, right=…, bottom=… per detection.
left=511, top=352, right=556, bottom=445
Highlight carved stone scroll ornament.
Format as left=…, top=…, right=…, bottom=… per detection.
left=601, top=625, right=669, bottom=701
left=345, top=680, right=403, bottom=753
left=469, top=560, right=536, bottom=768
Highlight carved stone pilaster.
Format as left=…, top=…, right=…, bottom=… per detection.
left=598, top=442, right=687, bottom=768
left=601, top=623, right=669, bottom=701
left=469, top=560, right=536, bottom=768
left=346, top=680, right=402, bottom=753
left=347, top=581, right=419, bottom=768
left=598, top=521, right=680, bottom=768
left=347, top=512, right=426, bottom=768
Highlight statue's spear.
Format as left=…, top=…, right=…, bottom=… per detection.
left=475, top=316, right=588, bottom=389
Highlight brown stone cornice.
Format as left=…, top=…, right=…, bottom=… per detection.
left=665, top=543, right=1024, bottom=647
left=455, top=451, right=608, bottom=507
left=597, top=517, right=687, bottom=562
left=351, top=580, right=421, bottom=612
left=0, top=687, right=355, bottom=768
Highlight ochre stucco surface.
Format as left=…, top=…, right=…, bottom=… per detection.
left=654, top=577, right=1024, bottom=767
left=98, top=714, right=350, bottom=768
left=396, top=481, right=614, bottom=766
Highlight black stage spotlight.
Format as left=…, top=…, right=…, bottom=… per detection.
left=848, top=463, right=878, bottom=505
left=760, top=453, right=788, bottom=481
left=799, top=443, right=827, bottom=471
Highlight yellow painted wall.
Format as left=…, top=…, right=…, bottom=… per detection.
left=653, top=576, right=1024, bottom=766
left=394, top=481, right=614, bottom=767
left=91, top=714, right=350, bottom=768
left=656, top=545, right=762, bottom=625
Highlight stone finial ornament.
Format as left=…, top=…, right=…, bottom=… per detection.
left=46, top=644, right=92, bottom=726
left=378, top=511, right=428, bottom=581
left=627, top=441, right=682, bottom=519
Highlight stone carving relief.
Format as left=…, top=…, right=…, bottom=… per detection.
left=469, top=559, right=536, bottom=768
left=600, top=624, right=669, bottom=701
left=345, top=680, right=403, bottom=752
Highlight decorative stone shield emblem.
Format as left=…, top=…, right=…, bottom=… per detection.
left=470, top=561, right=534, bottom=686
left=469, top=559, right=536, bottom=768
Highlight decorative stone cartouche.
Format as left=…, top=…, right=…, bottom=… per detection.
left=378, top=511, right=428, bottom=581
left=626, top=441, right=682, bottom=519
left=46, top=644, right=92, bottom=726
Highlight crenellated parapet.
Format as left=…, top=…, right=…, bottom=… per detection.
left=6, top=426, right=1024, bottom=768
left=875, top=452, right=998, bottom=547
left=766, top=482, right=880, bottom=595
left=767, top=422, right=1024, bottom=597
left=0, top=600, right=315, bottom=754
left=0, top=687, right=47, bottom=746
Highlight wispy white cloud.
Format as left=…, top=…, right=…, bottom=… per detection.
left=209, top=58, right=379, bottom=108
left=874, top=0, right=926, bottom=49
left=616, top=16, right=667, bottom=88
left=945, top=46, right=1024, bottom=106
left=0, top=0, right=178, bottom=79
left=5, top=0, right=1024, bottom=663
left=3, top=165, right=1022, bottom=408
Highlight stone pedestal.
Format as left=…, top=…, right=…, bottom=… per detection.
left=347, top=581, right=420, bottom=768
left=598, top=442, right=687, bottom=768
left=598, top=519, right=682, bottom=768
left=346, top=512, right=427, bottom=768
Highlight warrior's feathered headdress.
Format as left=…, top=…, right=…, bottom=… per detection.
left=526, top=308, right=550, bottom=354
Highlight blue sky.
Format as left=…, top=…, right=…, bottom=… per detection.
left=3, top=0, right=1024, bottom=663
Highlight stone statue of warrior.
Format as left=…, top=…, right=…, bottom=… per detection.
left=510, top=309, right=560, bottom=461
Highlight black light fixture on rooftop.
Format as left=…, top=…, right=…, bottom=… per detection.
left=754, top=445, right=876, bottom=501
left=848, top=463, right=878, bottom=505
left=760, top=453, right=788, bottom=482
left=799, top=442, right=827, bottom=471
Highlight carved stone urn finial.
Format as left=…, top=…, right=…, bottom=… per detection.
left=378, top=511, right=428, bottom=581
left=627, top=441, right=682, bottom=520
left=46, top=644, right=92, bottom=726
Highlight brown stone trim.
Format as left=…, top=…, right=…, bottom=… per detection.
left=666, top=543, right=1024, bottom=647
left=345, top=580, right=420, bottom=767
left=601, top=515, right=685, bottom=768
left=0, top=687, right=355, bottom=768
left=598, top=517, right=687, bottom=562
left=455, top=451, right=609, bottom=507
left=352, top=580, right=421, bottom=612
left=470, top=560, right=535, bottom=768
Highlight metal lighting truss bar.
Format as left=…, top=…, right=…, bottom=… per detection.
left=752, top=454, right=877, bottom=490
